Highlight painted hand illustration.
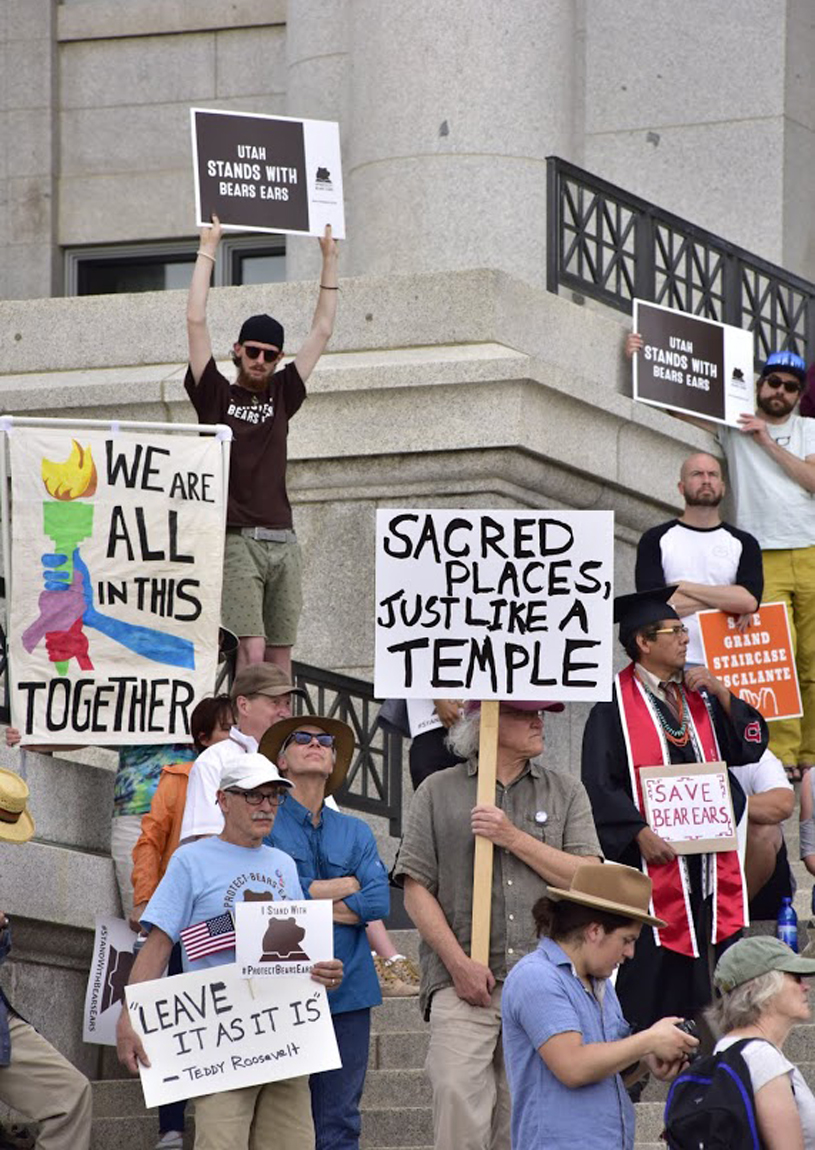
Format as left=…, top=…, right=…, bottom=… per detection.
left=23, top=549, right=195, bottom=674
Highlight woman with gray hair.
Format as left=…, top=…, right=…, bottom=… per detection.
left=708, top=936, right=815, bottom=1148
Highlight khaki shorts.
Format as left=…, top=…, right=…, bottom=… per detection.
left=222, top=531, right=303, bottom=647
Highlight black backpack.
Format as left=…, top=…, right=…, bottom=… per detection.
left=662, top=1038, right=766, bottom=1149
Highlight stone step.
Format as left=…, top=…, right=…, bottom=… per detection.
left=363, top=1068, right=432, bottom=1108
left=91, top=1115, right=186, bottom=1150
left=634, top=1101, right=666, bottom=1143
left=371, top=996, right=425, bottom=1033
left=369, top=1029, right=429, bottom=1070
left=359, top=1105, right=433, bottom=1149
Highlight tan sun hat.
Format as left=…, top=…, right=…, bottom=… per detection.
left=0, top=768, right=35, bottom=844
left=258, top=716, right=355, bottom=797
left=546, top=863, right=666, bottom=929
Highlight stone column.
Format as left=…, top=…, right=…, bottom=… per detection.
left=285, top=0, right=351, bottom=282
left=344, top=0, right=578, bottom=289
left=1, top=0, right=58, bottom=300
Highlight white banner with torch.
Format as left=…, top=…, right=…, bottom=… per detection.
left=7, top=428, right=226, bottom=744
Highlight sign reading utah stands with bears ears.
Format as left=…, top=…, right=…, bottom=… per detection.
left=191, top=108, right=346, bottom=238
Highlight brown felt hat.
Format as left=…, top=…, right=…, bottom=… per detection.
left=546, top=863, right=666, bottom=929
left=258, top=715, right=355, bottom=798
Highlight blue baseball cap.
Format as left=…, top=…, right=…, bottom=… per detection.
left=760, top=350, right=807, bottom=384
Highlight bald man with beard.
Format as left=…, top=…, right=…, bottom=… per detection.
left=635, top=451, right=763, bottom=667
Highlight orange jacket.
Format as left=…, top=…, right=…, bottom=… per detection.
left=131, top=761, right=194, bottom=908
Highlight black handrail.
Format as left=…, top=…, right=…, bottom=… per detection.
left=546, top=156, right=815, bottom=367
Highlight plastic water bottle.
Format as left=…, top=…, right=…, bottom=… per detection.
left=777, top=896, right=798, bottom=953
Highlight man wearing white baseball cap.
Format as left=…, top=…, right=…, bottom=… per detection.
left=117, top=754, right=343, bottom=1150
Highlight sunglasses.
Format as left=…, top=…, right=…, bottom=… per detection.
left=764, top=375, right=802, bottom=395
left=283, top=730, right=335, bottom=750
left=648, top=625, right=689, bottom=638
left=243, top=345, right=279, bottom=363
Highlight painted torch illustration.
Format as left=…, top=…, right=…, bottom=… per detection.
left=22, top=440, right=97, bottom=675
left=22, top=438, right=195, bottom=675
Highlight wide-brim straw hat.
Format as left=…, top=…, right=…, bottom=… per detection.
left=258, top=715, right=355, bottom=797
left=546, top=863, right=666, bottom=929
left=0, top=768, right=35, bottom=844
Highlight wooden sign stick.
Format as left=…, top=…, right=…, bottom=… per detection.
left=470, top=699, right=499, bottom=966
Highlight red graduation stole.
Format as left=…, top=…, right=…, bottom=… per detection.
left=616, top=664, right=747, bottom=957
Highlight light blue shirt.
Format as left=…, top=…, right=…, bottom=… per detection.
left=502, top=936, right=635, bottom=1150
left=142, top=837, right=303, bottom=972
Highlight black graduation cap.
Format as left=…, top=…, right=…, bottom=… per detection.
left=614, top=586, right=679, bottom=642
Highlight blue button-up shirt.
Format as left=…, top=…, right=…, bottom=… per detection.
left=267, top=798, right=389, bottom=1015
left=502, top=936, right=635, bottom=1150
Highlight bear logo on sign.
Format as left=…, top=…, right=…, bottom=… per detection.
left=259, top=914, right=310, bottom=963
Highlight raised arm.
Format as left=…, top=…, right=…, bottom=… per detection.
left=293, top=226, right=339, bottom=384
left=187, top=216, right=222, bottom=384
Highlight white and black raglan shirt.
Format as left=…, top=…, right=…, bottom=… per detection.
left=635, top=520, right=764, bottom=664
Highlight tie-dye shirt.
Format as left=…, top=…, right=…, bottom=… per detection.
left=113, top=743, right=196, bottom=817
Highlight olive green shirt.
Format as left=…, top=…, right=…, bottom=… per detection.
left=395, top=759, right=603, bottom=1018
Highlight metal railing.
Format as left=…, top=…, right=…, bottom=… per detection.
left=546, top=156, right=815, bottom=366
left=292, top=661, right=405, bottom=838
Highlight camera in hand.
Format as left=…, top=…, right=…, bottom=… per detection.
left=675, top=1018, right=701, bottom=1063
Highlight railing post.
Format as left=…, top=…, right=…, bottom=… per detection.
left=634, top=208, right=656, bottom=302
left=546, top=156, right=560, bottom=295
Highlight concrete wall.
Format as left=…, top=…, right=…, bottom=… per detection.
left=3, top=1, right=815, bottom=299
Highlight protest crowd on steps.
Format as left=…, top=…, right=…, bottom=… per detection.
left=4, top=213, right=815, bottom=1150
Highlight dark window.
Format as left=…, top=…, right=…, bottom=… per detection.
left=66, top=236, right=286, bottom=295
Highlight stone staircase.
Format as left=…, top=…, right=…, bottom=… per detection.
left=3, top=743, right=814, bottom=1148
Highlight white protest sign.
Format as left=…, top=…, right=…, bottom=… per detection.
left=235, top=899, right=333, bottom=978
left=374, top=509, right=614, bottom=701
left=407, top=699, right=443, bottom=738
left=83, top=916, right=138, bottom=1046
left=633, top=299, right=754, bottom=427
left=639, top=762, right=737, bottom=854
left=7, top=428, right=226, bottom=743
left=191, top=108, right=345, bottom=238
left=126, top=965, right=340, bottom=1108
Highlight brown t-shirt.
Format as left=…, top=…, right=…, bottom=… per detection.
left=184, top=357, right=305, bottom=529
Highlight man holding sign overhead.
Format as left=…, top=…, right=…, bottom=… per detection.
left=185, top=215, right=339, bottom=678
left=581, top=588, right=767, bottom=1038
left=395, top=700, right=602, bottom=1150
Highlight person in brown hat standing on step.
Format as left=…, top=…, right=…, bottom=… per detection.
left=261, top=717, right=390, bottom=1150
left=501, top=864, right=699, bottom=1150
left=186, top=215, right=339, bottom=679
left=0, top=768, right=93, bottom=1149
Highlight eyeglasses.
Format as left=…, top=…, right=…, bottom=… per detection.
left=226, top=788, right=287, bottom=807
left=649, top=625, right=689, bottom=638
left=243, top=345, right=279, bottom=363
left=283, top=731, right=335, bottom=750
left=764, top=375, right=802, bottom=395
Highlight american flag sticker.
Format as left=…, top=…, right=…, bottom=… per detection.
left=180, top=913, right=236, bottom=963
